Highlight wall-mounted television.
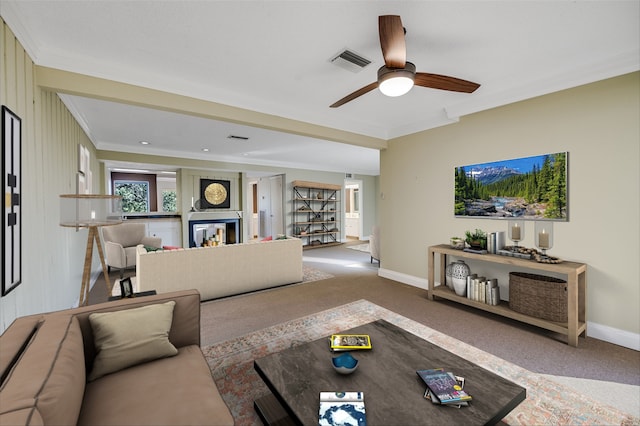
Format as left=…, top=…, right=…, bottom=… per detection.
left=454, top=152, right=568, bottom=221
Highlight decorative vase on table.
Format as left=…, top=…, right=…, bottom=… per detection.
left=445, top=262, right=454, bottom=289
left=450, top=260, right=471, bottom=297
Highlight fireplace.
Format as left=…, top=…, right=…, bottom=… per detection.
left=189, top=218, right=240, bottom=247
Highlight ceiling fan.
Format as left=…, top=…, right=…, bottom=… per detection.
left=330, top=15, right=480, bottom=108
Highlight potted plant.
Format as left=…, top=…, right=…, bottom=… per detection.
left=465, top=229, right=487, bottom=249
left=450, top=237, right=465, bottom=250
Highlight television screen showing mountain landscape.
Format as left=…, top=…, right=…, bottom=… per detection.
left=455, top=152, right=568, bottom=220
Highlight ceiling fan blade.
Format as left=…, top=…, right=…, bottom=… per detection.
left=415, top=72, right=480, bottom=93
left=379, top=15, right=406, bottom=68
left=330, top=82, right=378, bottom=108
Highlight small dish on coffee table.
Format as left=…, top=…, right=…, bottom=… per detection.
left=332, top=352, right=359, bottom=375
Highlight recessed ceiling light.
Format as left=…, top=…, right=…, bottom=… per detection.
left=202, top=148, right=210, bottom=152
left=139, top=141, right=150, bottom=145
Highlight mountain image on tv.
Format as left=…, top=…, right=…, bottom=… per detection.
left=454, top=152, right=567, bottom=220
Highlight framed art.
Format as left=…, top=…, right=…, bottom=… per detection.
left=2, top=105, right=22, bottom=296
left=199, top=179, right=231, bottom=209
left=119, top=277, right=133, bottom=298
left=454, top=152, right=568, bottom=221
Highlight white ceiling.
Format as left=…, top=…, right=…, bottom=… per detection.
left=2, top=1, right=638, bottom=176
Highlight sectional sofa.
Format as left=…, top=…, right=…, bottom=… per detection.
left=135, top=236, right=304, bottom=300
left=0, top=290, right=233, bottom=425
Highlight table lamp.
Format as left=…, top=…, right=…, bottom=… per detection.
left=60, top=194, right=122, bottom=305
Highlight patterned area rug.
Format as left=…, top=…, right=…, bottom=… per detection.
left=203, top=300, right=638, bottom=426
left=302, top=265, right=334, bottom=283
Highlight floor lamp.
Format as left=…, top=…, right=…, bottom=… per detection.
left=60, top=194, right=122, bottom=306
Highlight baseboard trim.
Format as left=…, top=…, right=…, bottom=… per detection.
left=379, top=268, right=640, bottom=352
left=378, top=268, right=428, bottom=290
left=587, top=322, right=640, bottom=351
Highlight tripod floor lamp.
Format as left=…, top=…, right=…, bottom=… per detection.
left=60, top=194, right=123, bottom=306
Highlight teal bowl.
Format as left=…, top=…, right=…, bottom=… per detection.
left=332, top=352, right=359, bottom=374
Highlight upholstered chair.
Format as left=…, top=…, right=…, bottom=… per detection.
left=102, top=222, right=162, bottom=277
left=369, top=225, right=380, bottom=265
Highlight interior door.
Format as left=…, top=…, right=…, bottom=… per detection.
left=269, top=175, right=284, bottom=237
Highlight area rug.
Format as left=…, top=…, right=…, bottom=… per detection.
left=302, top=265, right=334, bottom=283
left=203, top=300, right=638, bottom=426
left=346, top=243, right=370, bottom=253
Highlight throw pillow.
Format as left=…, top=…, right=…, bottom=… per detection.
left=88, top=301, right=178, bottom=381
left=144, top=245, right=163, bottom=252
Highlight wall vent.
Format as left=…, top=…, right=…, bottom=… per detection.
left=330, top=49, right=372, bottom=73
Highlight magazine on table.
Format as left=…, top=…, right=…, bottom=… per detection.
left=417, top=369, right=472, bottom=405
left=329, top=334, right=372, bottom=351
left=319, top=391, right=366, bottom=426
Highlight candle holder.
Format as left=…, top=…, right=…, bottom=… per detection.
left=535, top=221, right=554, bottom=256
left=507, top=220, right=525, bottom=250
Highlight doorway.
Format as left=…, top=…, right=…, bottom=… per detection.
left=253, top=174, right=285, bottom=239
left=344, top=179, right=363, bottom=240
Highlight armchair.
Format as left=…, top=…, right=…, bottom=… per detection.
left=369, top=225, right=380, bottom=265
left=102, top=222, right=162, bottom=277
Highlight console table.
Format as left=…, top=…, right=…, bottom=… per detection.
left=427, top=244, right=587, bottom=347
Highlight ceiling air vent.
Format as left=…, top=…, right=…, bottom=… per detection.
left=227, top=135, right=249, bottom=141
left=330, top=49, right=372, bottom=73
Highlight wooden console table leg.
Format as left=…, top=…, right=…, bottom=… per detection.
left=427, top=248, right=435, bottom=300
left=579, top=270, right=587, bottom=337
left=567, top=272, right=578, bottom=347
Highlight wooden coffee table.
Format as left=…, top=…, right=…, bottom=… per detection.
left=254, top=320, right=526, bottom=425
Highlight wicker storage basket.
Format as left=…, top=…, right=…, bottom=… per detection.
left=509, top=272, right=567, bottom=322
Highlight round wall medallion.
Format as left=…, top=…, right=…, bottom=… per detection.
left=205, top=183, right=227, bottom=205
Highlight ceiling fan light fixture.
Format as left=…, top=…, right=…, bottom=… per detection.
left=377, top=62, right=416, bottom=97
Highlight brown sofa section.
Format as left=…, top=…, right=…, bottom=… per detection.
left=0, top=290, right=234, bottom=426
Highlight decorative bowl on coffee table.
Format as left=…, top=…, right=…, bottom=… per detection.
left=332, top=352, right=358, bottom=374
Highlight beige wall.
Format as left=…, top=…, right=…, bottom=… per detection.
left=1, top=20, right=101, bottom=330
left=379, top=72, right=639, bottom=347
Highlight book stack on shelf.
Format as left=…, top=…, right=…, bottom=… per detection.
left=417, top=369, right=472, bottom=408
left=465, top=274, right=500, bottom=306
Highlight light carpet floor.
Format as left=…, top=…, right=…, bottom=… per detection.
left=203, top=299, right=639, bottom=426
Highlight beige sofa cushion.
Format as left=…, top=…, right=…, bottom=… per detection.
left=88, top=301, right=178, bottom=381
left=0, top=315, right=85, bottom=425
left=79, top=345, right=234, bottom=426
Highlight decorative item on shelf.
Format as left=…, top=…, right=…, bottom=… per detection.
left=60, top=194, right=123, bottom=306
left=487, top=231, right=505, bottom=254
left=445, top=263, right=454, bottom=289
left=450, top=237, right=465, bottom=250
left=534, top=221, right=554, bottom=256
left=450, top=260, right=470, bottom=296
left=498, top=245, right=536, bottom=259
left=507, top=220, right=525, bottom=249
left=464, top=229, right=487, bottom=253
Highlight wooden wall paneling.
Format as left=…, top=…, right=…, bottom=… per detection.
left=0, top=20, right=6, bottom=105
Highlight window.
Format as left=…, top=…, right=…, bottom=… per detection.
left=111, top=172, right=158, bottom=212
left=114, top=180, right=150, bottom=212
left=162, top=190, right=177, bottom=212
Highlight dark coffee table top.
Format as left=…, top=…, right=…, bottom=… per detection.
left=254, top=320, right=525, bottom=425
